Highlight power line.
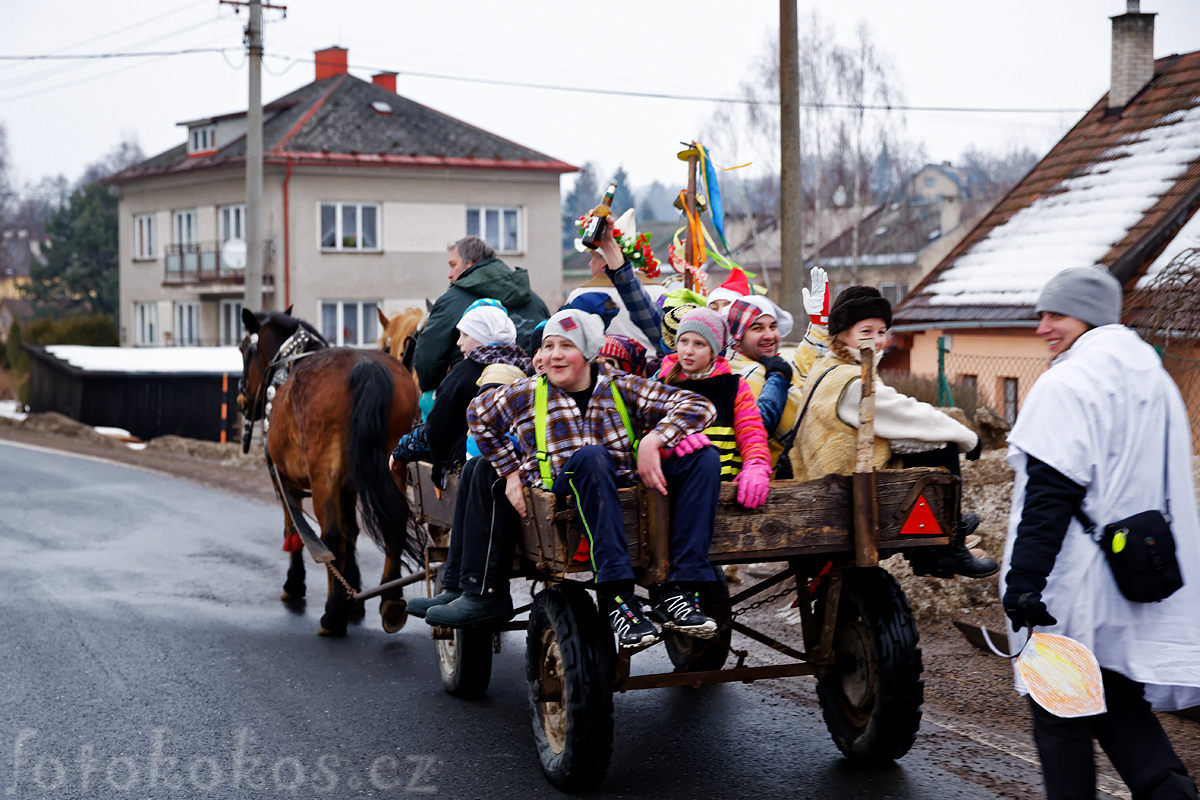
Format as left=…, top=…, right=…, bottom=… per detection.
left=266, top=52, right=1087, bottom=115
left=0, top=47, right=232, bottom=61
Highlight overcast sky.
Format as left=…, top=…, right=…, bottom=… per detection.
left=4, top=0, right=1200, bottom=195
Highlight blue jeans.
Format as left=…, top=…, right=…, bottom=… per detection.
left=555, top=444, right=720, bottom=584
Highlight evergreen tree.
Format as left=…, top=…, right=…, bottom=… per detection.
left=610, top=166, right=632, bottom=216
left=24, top=182, right=117, bottom=316
left=562, top=162, right=599, bottom=247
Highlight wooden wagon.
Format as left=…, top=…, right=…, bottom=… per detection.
left=404, top=348, right=962, bottom=791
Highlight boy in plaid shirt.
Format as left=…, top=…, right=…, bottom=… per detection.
left=426, top=309, right=723, bottom=649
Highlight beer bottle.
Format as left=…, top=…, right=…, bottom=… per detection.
left=580, top=181, right=618, bottom=249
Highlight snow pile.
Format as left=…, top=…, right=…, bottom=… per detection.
left=45, top=346, right=242, bottom=374
left=0, top=400, right=27, bottom=422
left=927, top=100, right=1200, bottom=306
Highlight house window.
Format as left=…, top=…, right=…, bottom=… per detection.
left=175, top=301, right=199, bottom=346
left=320, top=300, right=379, bottom=346
left=924, top=176, right=935, bottom=188
left=134, top=213, right=156, bottom=260
left=173, top=209, right=198, bottom=245
left=879, top=282, right=909, bottom=306
left=466, top=206, right=521, bottom=252
left=220, top=300, right=244, bottom=346
left=135, top=302, right=159, bottom=346
left=220, top=205, right=244, bottom=243
left=188, top=125, right=216, bottom=154
left=319, top=202, right=380, bottom=251
left=1003, top=377, right=1019, bottom=425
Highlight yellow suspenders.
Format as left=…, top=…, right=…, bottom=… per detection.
left=534, top=375, right=637, bottom=491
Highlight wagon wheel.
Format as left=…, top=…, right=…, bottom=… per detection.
left=662, top=577, right=732, bottom=672
left=816, top=566, right=923, bottom=763
left=433, top=576, right=493, bottom=698
left=526, top=584, right=614, bottom=792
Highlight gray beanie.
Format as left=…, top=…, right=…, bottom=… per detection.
left=542, top=309, right=605, bottom=361
left=1035, top=265, right=1122, bottom=328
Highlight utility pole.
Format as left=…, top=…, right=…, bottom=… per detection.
left=222, top=0, right=285, bottom=312
left=243, top=0, right=263, bottom=313
left=778, top=0, right=805, bottom=316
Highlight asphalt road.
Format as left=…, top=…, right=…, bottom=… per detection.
left=0, top=441, right=1000, bottom=799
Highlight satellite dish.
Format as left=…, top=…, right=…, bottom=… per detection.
left=222, top=239, right=247, bottom=270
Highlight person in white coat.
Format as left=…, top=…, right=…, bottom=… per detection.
left=1001, top=264, right=1200, bottom=800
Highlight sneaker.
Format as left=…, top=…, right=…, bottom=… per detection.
left=606, top=594, right=661, bottom=649
left=407, top=588, right=461, bottom=619
left=425, top=592, right=513, bottom=628
left=650, top=586, right=718, bottom=639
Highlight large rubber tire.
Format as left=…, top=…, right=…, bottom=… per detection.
left=816, top=566, right=923, bottom=763
left=433, top=577, right=493, bottom=698
left=662, top=578, right=732, bottom=672
left=526, top=584, right=614, bottom=792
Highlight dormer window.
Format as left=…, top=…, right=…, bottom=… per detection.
left=189, top=125, right=217, bottom=154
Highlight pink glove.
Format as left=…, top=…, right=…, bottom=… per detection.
left=735, top=459, right=772, bottom=509
left=672, top=432, right=712, bottom=457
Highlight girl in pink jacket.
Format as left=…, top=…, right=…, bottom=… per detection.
left=658, top=307, right=772, bottom=509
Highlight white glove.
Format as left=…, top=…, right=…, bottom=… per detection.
left=802, top=266, right=829, bottom=325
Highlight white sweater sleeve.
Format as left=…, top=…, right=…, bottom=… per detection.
left=837, top=379, right=979, bottom=452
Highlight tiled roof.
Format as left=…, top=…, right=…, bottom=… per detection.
left=813, top=200, right=943, bottom=266
left=895, top=50, right=1200, bottom=326
left=109, top=74, right=575, bottom=184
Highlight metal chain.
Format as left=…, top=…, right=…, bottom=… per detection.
left=730, top=585, right=796, bottom=620
left=326, top=561, right=360, bottom=600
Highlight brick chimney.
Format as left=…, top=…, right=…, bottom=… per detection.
left=371, top=72, right=397, bottom=93
left=315, top=46, right=348, bottom=82
left=1109, top=0, right=1156, bottom=110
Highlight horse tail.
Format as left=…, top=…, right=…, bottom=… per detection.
left=347, top=359, right=415, bottom=562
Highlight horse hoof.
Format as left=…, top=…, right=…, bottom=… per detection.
left=317, top=624, right=347, bottom=637
left=347, top=600, right=367, bottom=625
left=280, top=589, right=306, bottom=603
left=381, top=599, right=408, bottom=634
left=318, top=613, right=347, bottom=637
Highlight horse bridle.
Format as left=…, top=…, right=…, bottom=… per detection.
left=239, top=326, right=326, bottom=453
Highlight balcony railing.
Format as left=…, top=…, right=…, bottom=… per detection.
left=163, top=240, right=275, bottom=286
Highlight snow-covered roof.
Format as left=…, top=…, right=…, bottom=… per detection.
left=43, top=345, right=242, bottom=374
left=895, top=50, right=1200, bottom=327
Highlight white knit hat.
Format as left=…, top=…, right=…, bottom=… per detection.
left=542, top=310, right=605, bottom=360
left=457, top=305, right=516, bottom=346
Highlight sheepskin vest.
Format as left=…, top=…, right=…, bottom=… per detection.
left=795, top=354, right=891, bottom=480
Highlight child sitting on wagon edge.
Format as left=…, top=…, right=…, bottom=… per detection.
left=656, top=307, right=771, bottom=509
left=427, top=309, right=723, bottom=649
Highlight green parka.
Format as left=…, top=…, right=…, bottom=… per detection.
left=413, top=257, right=550, bottom=392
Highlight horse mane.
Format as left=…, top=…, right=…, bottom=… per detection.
left=262, top=310, right=329, bottom=347
left=379, top=307, right=425, bottom=360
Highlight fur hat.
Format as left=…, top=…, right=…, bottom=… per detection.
left=542, top=310, right=605, bottom=361
left=457, top=304, right=516, bottom=346
left=827, top=286, right=892, bottom=337
left=1036, top=265, right=1122, bottom=328
left=675, top=307, right=729, bottom=355
left=726, top=296, right=794, bottom=342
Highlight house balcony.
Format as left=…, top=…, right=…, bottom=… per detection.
left=163, top=241, right=275, bottom=288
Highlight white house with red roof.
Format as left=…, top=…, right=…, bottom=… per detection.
left=108, top=47, right=575, bottom=348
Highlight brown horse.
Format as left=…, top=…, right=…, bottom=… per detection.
left=238, top=308, right=421, bottom=636
left=377, top=307, right=424, bottom=393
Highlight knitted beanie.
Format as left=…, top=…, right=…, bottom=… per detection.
left=827, top=286, right=892, bottom=337
left=1036, top=265, right=1122, bottom=328
left=597, top=334, right=648, bottom=376
left=457, top=304, right=516, bottom=346
left=661, top=302, right=700, bottom=351
left=726, top=296, right=794, bottom=342
left=542, top=310, right=605, bottom=361
left=675, top=307, right=729, bottom=355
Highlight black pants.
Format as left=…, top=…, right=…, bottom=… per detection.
left=441, top=457, right=519, bottom=598
left=899, top=442, right=961, bottom=479
left=1029, top=668, right=1197, bottom=799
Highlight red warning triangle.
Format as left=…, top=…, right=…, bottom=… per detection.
left=901, top=493, right=944, bottom=535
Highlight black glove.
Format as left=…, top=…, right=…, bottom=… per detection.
left=1002, top=572, right=1058, bottom=632
left=965, top=436, right=983, bottom=461
left=761, top=355, right=793, bottom=382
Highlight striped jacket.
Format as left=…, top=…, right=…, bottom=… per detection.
left=468, top=368, right=715, bottom=487
left=656, top=355, right=771, bottom=479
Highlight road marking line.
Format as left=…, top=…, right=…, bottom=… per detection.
left=925, top=712, right=1132, bottom=800
left=0, top=438, right=165, bottom=477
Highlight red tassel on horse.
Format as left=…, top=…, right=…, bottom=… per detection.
left=283, top=532, right=304, bottom=552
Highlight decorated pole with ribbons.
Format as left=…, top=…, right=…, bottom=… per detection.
left=681, top=143, right=700, bottom=291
